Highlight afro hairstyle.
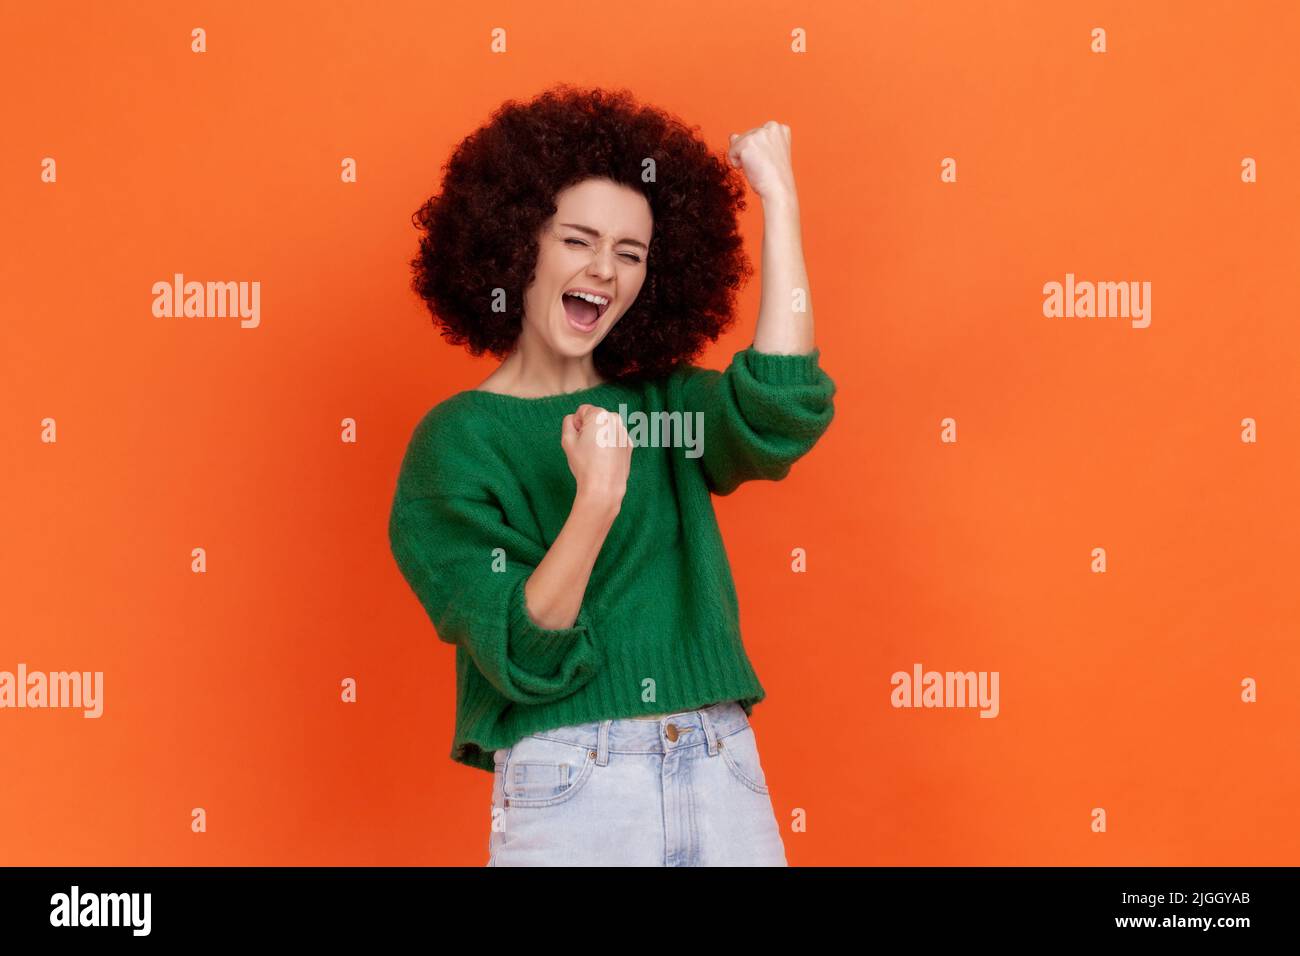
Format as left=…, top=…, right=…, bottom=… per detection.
left=409, top=84, right=754, bottom=383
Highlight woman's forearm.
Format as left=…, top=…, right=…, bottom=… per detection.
left=522, top=487, right=622, bottom=630
left=752, top=194, right=816, bottom=355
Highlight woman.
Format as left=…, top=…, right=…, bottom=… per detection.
left=388, top=85, right=835, bottom=866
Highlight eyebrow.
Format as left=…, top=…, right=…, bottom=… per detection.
left=558, top=222, right=649, bottom=253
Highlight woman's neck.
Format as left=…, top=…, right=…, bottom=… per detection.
left=476, top=340, right=608, bottom=398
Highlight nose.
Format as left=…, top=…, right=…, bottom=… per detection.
left=586, top=242, right=616, bottom=280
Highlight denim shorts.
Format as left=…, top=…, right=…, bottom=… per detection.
left=488, top=700, right=787, bottom=866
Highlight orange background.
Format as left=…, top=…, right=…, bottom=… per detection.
left=2, top=0, right=1297, bottom=866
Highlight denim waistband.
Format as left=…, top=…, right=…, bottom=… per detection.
left=520, top=700, right=750, bottom=764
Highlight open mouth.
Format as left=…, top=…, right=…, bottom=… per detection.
left=561, top=289, right=610, bottom=332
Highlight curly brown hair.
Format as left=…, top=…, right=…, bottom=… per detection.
left=409, top=84, right=754, bottom=383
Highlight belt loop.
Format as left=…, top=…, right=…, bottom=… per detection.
left=699, top=704, right=720, bottom=756
left=596, top=718, right=612, bottom=766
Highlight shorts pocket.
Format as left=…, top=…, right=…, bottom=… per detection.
left=718, top=723, right=770, bottom=795
left=501, top=734, right=596, bottom=808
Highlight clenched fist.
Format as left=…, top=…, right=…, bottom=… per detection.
left=561, top=404, right=633, bottom=505
left=727, top=120, right=797, bottom=207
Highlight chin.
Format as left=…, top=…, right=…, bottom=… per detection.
left=546, top=329, right=598, bottom=357
left=555, top=316, right=615, bottom=352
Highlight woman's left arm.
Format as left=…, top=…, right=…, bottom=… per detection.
left=669, top=122, right=833, bottom=497
left=727, top=121, right=814, bottom=355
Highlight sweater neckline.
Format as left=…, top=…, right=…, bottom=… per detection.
left=451, top=378, right=640, bottom=426
left=458, top=378, right=632, bottom=407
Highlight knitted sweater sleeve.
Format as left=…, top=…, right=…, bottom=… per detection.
left=675, top=345, right=836, bottom=496
left=388, top=491, right=603, bottom=705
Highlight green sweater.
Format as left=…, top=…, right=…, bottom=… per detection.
left=388, top=345, right=836, bottom=772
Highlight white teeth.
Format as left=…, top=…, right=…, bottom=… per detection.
left=564, top=290, right=610, bottom=307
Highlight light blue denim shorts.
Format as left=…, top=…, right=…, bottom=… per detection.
left=488, top=700, right=787, bottom=866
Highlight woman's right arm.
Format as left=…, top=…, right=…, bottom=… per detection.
left=388, top=402, right=631, bottom=705
left=524, top=403, right=632, bottom=630
left=522, top=487, right=622, bottom=630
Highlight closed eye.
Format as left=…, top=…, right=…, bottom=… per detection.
left=564, top=237, right=642, bottom=264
